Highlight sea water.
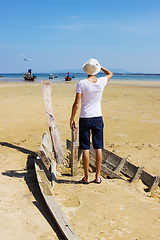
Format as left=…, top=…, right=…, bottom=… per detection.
left=0, top=72, right=160, bottom=85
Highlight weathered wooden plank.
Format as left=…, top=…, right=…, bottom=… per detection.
left=37, top=150, right=51, bottom=170
left=147, top=176, right=160, bottom=192
left=89, top=156, right=126, bottom=181
left=89, top=145, right=138, bottom=179
left=39, top=132, right=53, bottom=155
left=113, top=157, right=128, bottom=174
left=91, top=147, right=160, bottom=188
left=66, top=139, right=82, bottom=161
left=34, top=160, right=80, bottom=240
left=102, top=151, right=138, bottom=178
left=140, top=171, right=158, bottom=187
left=36, top=156, right=52, bottom=181
left=71, top=127, right=79, bottom=176
left=39, top=132, right=55, bottom=165
left=130, top=166, right=144, bottom=182
left=37, top=170, right=53, bottom=195
left=41, top=81, right=63, bottom=165
left=38, top=132, right=57, bottom=185
left=50, top=159, right=57, bottom=185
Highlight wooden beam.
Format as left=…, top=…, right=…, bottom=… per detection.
left=147, top=176, right=160, bottom=192
left=34, top=160, right=80, bottom=240
left=38, top=132, right=57, bottom=185
left=140, top=171, right=159, bottom=188
left=36, top=156, right=52, bottom=181
left=37, top=150, right=51, bottom=170
left=50, top=159, right=56, bottom=186
left=114, top=157, right=128, bottom=174
left=41, top=81, right=63, bottom=165
left=130, top=166, right=144, bottom=182
left=89, top=156, right=126, bottom=181
left=71, top=127, right=79, bottom=176
left=66, top=139, right=82, bottom=161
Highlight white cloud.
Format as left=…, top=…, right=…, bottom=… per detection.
left=19, top=54, right=26, bottom=57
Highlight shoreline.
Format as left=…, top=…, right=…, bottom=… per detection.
left=0, top=79, right=160, bottom=86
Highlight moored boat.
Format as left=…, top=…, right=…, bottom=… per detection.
left=64, top=71, right=72, bottom=81
left=64, top=75, right=72, bottom=81
left=49, top=74, right=54, bottom=79
left=23, top=69, right=36, bottom=81
left=49, top=74, right=57, bottom=79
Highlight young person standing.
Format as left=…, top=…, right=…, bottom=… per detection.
left=70, top=59, right=113, bottom=184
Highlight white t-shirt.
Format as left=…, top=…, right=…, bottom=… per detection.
left=76, top=77, right=108, bottom=118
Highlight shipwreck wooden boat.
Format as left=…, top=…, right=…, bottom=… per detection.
left=34, top=80, right=159, bottom=240
left=66, top=140, right=160, bottom=192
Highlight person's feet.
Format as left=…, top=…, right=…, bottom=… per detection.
left=79, top=175, right=102, bottom=184
left=93, top=178, right=102, bottom=184
left=94, top=174, right=102, bottom=184
left=79, top=177, right=89, bottom=184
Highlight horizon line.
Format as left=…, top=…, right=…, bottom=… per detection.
left=1, top=72, right=160, bottom=75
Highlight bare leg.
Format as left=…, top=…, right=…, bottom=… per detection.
left=81, top=149, right=90, bottom=183
left=95, top=149, right=102, bottom=183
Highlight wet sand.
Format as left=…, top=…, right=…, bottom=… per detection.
left=0, top=80, right=160, bottom=239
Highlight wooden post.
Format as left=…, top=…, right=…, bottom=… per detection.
left=41, top=81, right=64, bottom=165
left=71, top=127, right=78, bottom=176
left=51, top=159, right=56, bottom=187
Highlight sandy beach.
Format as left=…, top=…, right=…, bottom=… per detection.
left=0, top=80, right=160, bottom=240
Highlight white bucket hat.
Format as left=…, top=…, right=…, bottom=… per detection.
left=83, top=59, right=101, bottom=75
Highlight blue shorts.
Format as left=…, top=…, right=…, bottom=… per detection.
left=79, top=116, right=104, bottom=150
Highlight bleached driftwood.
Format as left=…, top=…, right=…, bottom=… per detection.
left=71, top=127, right=79, bottom=176
left=41, top=81, right=63, bottom=165
left=38, top=132, right=58, bottom=186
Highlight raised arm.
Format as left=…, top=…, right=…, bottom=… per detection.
left=101, top=67, right=113, bottom=81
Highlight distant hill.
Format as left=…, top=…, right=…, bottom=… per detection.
left=54, top=69, right=84, bottom=73
left=109, top=68, right=132, bottom=74
left=54, top=68, right=132, bottom=74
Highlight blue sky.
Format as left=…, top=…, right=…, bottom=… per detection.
left=0, top=0, right=160, bottom=73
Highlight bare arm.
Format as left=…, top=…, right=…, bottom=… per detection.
left=101, top=67, right=113, bottom=82
left=70, top=93, right=81, bottom=129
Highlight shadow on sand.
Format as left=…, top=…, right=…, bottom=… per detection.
left=0, top=141, right=65, bottom=240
